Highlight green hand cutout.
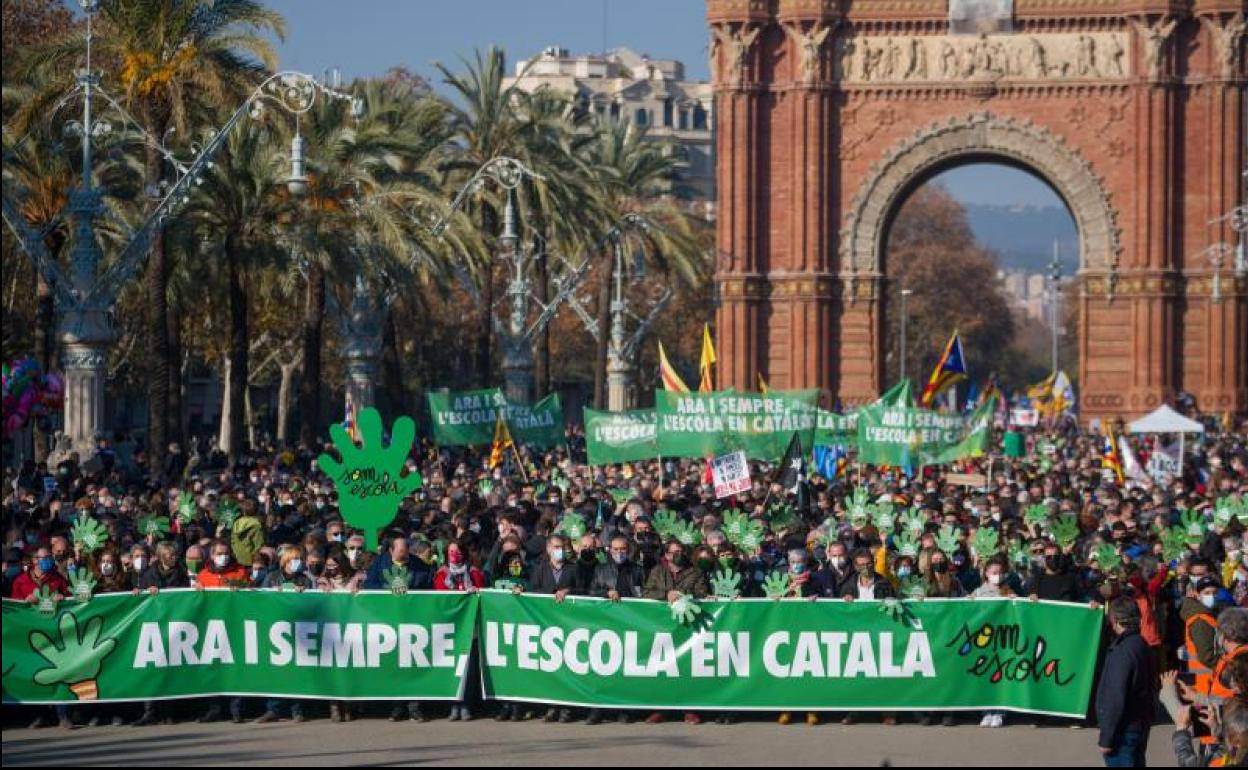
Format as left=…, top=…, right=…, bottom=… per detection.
left=652, top=509, right=680, bottom=541
left=382, top=563, right=410, bottom=595
left=971, top=527, right=999, bottom=558
left=894, top=530, right=920, bottom=558
left=671, top=520, right=702, bottom=547
left=1051, top=516, right=1080, bottom=549
left=710, top=568, right=742, bottom=598
left=669, top=593, right=702, bottom=625
left=30, top=611, right=117, bottom=700
left=317, top=407, right=422, bottom=551
left=898, top=576, right=928, bottom=600
left=935, top=524, right=960, bottom=555
left=1160, top=526, right=1188, bottom=562
left=136, top=516, right=170, bottom=539
left=1180, top=509, right=1206, bottom=546
left=33, top=584, right=57, bottom=616
left=1092, top=543, right=1122, bottom=573
left=871, top=503, right=897, bottom=532
left=176, top=491, right=197, bottom=525
left=556, top=512, right=587, bottom=541
left=722, top=508, right=748, bottom=542
left=1008, top=541, right=1029, bottom=567
left=901, top=509, right=927, bottom=534
left=214, top=498, right=240, bottom=530
left=69, top=568, right=97, bottom=603
left=1024, top=504, right=1051, bottom=529
left=71, top=513, right=108, bottom=554
left=762, top=571, right=791, bottom=599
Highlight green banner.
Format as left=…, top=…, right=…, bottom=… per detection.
left=924, top=397, right=997, bottom=465
left=427, top=389, right=564, bottom=448
left=478, top=593, right=1100, bottom=717
left=1, top=590, right=476, bottom=704
left=584, top=408, right=658, bottom=466
left=814, top=409, right=858, bottom=449
left=855, top=405, right=963, bottom=468
left=655, top=389, right=820, bottom=461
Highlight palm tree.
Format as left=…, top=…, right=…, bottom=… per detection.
left=182, top=121, right=289, bottom=464
left=20, top=0, right=286, bottom=464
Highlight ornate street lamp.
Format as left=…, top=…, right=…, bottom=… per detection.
left=2, top=0, right=358, bottom=458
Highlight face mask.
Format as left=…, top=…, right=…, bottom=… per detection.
left=932, top=561, right=949, bottom=574
left=287, top=559, right=303, bottom=574
left=508, top=562, right=523, bottom=577
left=697, top=557, right=715, bottom=572
left=988, top=573, right=1003, bottom=585
left=670, top=552, right=688, bottom=568
left=551, top=548, right=565, bottom=564
left=857, top=565, right=872, bottom=577
left=131, top=557, right=145, bottom=572
left=897, top=566, right=913, bottom=579
left=790, top=562, right=807, bottom=575
left=612, top=551, right=628, bottom=565
left=469, top=522, right=481, bottom=534
left=251, top=568, right=262, bottom=581
left=719, top=555, right=738, bottom=569
left=830, top=556, right=847, bottom=570
left=1201, top=593, right=1218, bottom=609
left=186, top=559, right=202, bottom=573
left=213, top=554, right=229, bottom=568
left=307, top=562, right=323, bottom=577
left=347, top=548, right=361, bottom=564
left=330, top=533, right=343, bottom=543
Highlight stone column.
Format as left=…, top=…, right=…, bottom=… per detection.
left=57, top=309, right=111, bottom=459
left=500, top=339, right=534, bottom=406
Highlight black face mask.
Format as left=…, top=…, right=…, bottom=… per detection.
left=1045, top=555, right=1061, bottom=572
left=931, top=561, right=949, bottom=575
left=670, top=552, right=688, bottom=568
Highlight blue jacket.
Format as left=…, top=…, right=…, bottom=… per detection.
left=364, top=553, right=433, bottom=590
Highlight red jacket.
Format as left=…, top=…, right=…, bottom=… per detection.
left=10, top=569, right=70, bottom=600
left=197, top=563, right=251, bottom=588
left=433, top=566, right=484, bottom=591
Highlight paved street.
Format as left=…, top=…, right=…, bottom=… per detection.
left=2, top=716, right=1176, bottom=766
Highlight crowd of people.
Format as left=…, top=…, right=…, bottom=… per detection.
left=3, top=412, right=1247, bottom=766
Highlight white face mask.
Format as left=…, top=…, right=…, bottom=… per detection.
left=132, top=557, right=145, bottom=572
left=551, top=548, right=564, bottom=564
left=988, top=573, right=1003, bottom=586
left=1201, top=593, right=1218, bottom=609
left=100, top=562, right=116, bottom=576
left=213, top=554, right=229, bottom=568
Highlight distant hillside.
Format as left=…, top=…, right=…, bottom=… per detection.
left=964, top=203, right=1079, bottom=273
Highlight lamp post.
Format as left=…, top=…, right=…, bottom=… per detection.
left=424, top=157, right=545, bottom=404
left=1049, top=242, right=1062, bottom=374
left=1199, top=242, right=1234, bottom=304
left=899, top=288, right=913, bottom=383
left=2, top=0, right=359, bottom=459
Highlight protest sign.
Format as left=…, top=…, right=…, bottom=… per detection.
left=710, top=451, right=751, bottom=499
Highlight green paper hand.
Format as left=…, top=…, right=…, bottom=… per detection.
left=382, top=564, right=410, bottom=595
left=762, top=571, right=791, bottom=599
left=71, top=514, right=108, bottom=554
left=935, top=524, right=960, bottom=555
left=136, top=516, right=170, bottom=540
left=710, top=568, right=742, bottom=599
left=971, top=527, right=999, bottom=558
left=30, top=611, right=117, bottom=700
left=214, top=498, right=240, bottom=530
left=1008, top=541, right=1029, bottom=567
left=1160, top=526, right=1187, bottom=562
left=898, top=576, right=928, bottom=600
left=671, top=520, right=702, bottom=547
left=652, top=509, right=680, bottom=540
left=69, top=568, right=97, bottom=603
left=317, top=407, right=422, bottom=551
left=1180, top=509, right=1206, bottom=546
left=901, top=509, right=927, bottom=534
left=894, top=530, right=919, bottom=558
left=871, top=503, right=896, bottom=532
left=176, top=491, right=197, bottom=525
left=556, top=512, right=587, bottom=541
left=1051, top=516, right=1079, bottom=549
left=722, top=508, right=748, bottom=542
left=669, top=593, right=702, bottom=625
left=1024, top=504, right=1050, bottom=529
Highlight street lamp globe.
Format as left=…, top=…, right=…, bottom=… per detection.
left=286, top=133, right=308, bottom=197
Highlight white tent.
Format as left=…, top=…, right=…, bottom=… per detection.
left=1127, top=405, right=1204, bottom=480
left=1127, top=405, right=1204, bottom=435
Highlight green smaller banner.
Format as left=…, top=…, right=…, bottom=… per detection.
left=584, top=408, right=658, bottom=466
left=655, top=389, right=820, bottom=461
left=427, top=389, right=564, bottom=448
left=814, top=409, right=858, bottom=450
left=923, top=397, right=997, bottom=465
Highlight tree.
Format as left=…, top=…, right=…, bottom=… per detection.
left=883, top=185, right=1015, bottom=392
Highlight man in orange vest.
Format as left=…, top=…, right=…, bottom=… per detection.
left=1207, top=608, right=1248, bottom=704
left=1180, top=577, right=1222, bottom=698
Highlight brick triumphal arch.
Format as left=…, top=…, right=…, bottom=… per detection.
left=708, top=0, right=1246, bottom=419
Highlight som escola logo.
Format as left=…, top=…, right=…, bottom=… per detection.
left=945, top=622, right=1074, bottom=686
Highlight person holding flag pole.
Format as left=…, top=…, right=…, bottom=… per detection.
left=488, top=413, right=527, bottom=483
left=1102, top=422, right=1126, bottom=487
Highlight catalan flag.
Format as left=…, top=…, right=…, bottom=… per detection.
left=658, top=341, right=690, bottom=393
left=757, top=373, right=769, bottom=395
left=920, top=331, right=968, bottom=408
left=699, top=324, right=717, bottom=393
left=1102, top=423, right=1125, bottom=486
left=488, top=414, right=515, bottom=471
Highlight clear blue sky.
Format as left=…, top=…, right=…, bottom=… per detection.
left=263, top=1, right=1063, bottom=210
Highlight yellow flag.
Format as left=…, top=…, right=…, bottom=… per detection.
left=699, top=324, right=717, bottom=393
left=757, top=373, right=769, bottom=395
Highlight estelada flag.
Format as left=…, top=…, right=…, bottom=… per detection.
left=488, top=414, right=514, bottom=470
left=658, top=341, right=690, bottom=393
left=699, top=323, right=717, bottom=393
left=920, top=331, right=968, bottom=408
